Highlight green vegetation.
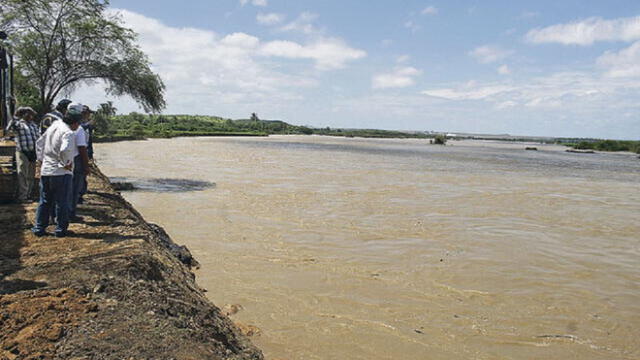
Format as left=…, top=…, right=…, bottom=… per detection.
left=432, top=134, right=447, bottom=145
left=1, top=0, right=165, bottom=114
left=565, top=140, right=640, bottom=154
left=93, top=111, right=434, bottom=141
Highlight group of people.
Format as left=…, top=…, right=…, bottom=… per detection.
left=5, top=99, right=95, bottom=237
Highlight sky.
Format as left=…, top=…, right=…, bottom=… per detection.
left=74, top=0, right=640, bottom=139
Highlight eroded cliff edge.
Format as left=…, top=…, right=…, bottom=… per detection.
left=0, top=164, right=264, bottom=360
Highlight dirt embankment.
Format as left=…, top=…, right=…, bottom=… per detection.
left=0, top=164, right=264, bottom=360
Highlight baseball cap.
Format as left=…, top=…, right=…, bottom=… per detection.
left=67, top=103, right=85, bottom=116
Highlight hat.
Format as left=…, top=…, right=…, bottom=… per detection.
left=57, top=99, right=72, bottom=107
left=64, top=111, right=83, bottom=124
left=14, top=106, right=36, bottom=118
left=56, top=99, right=72, bottom=112
left=67, top=103, right=85, bottom=116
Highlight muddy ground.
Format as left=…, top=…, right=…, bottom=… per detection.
left=0, top=164, right=264, bottom=360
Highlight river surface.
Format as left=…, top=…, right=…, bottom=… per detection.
left=96, top=136, right=640, bottom=360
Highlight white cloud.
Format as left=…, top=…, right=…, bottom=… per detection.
left=280, top=12, right=322, bottom=35
left=498, top=64, right=511, bottom=75
left=421, top=6, right=438, bottom=15
left=423, top=84, right=515, bottom=101
left=422, top=71, right=640, bottom=111
left=404, top=20, right=421, bottom=33
left=598, top=41, right=640, bottom=77
left=526, top=16, right=640, bottom=45
left=240, top=0, right=267, bottom=7
left=469, top=45, right=513, bottom=64
left=372, top=67, right=422, bottom=89
left=81, top=9, right=369, bottom=114
left=257, top=12, right=285, bottom=26
left=396, top=54, right=410, bottom=63
left=260, top=38, right=366, bottom=70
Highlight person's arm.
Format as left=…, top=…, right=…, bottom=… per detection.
left=5, top=118, right=16, bottom=134
left=35, top=133, right=45, bottom=162
left=60, top=131, right=75, bottom=170
left=75, top=127, right=91, bottom=175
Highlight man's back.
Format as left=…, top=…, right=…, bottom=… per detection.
left=37, top=120, right=75, bottom=176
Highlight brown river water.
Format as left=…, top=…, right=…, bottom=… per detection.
left=96, top=136, right=640, bottom=360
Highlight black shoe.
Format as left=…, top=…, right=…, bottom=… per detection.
left=56, top=230, right=76, bottom=238
left=32, top=230, right=48, bottom=237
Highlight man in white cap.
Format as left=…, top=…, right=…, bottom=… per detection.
left=6, top=106, right=40, bottom=202
left=32, top=109, right=81, bottom=237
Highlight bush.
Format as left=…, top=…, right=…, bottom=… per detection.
left=433, top=134, right=447, bottom=145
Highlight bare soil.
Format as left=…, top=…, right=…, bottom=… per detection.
left=0, top=164, right=263, bottom=360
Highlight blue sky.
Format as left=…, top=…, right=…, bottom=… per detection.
left=75, top=0, right=640, bottom=139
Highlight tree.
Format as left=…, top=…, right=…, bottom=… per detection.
left=0, top=0, right=165, bottom=114
left=13, top=66, right=40, bottom=111
left=93, top=101, right=116, bottom=135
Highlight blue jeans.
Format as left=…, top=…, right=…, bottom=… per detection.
left=70, top=156, right=86, bottom=218
left=33, top=174, right=73, bottom=235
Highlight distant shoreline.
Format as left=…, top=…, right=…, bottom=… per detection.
left=94, top=131, right=640, bottom=155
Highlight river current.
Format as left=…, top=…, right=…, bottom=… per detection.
left=96, top=136, right=640, bottom=360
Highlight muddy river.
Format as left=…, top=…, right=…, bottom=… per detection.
left=96, top=136, right=640, bottom=360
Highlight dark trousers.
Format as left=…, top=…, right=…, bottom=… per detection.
left=70, top=156, right=86, bottom=218
left=33, top=174, right=73, bottom=235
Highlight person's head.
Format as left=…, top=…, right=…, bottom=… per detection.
left=82, top=105, right=94, bottom=122
left=56, top=99, right=72, bottom=115
left=14, top=107, right=36, bottom=121
left=63, top=107, right=83, bottom=130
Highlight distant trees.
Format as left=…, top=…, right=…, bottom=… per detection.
left=1, top=0, right=165, bottom=113
left=573, top=140, right=640, bottom=154
left=94, top=101, right=117, bottom=135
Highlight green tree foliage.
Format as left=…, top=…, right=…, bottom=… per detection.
left=93, top=112, right=432, bottom=141
left=0, top=0, right=165, bottom=113
left=573, top=140, right=640, bottom=154
left=13, top=66, right=40, bottom=111
left=93, top=101, right=116, bottom=135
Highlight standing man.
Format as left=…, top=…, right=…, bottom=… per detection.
left=32, top=110, right=81, bottom=237
left=40, top=99, right=72, bottom=133
left=67, top=103, right=90, bottom=221
left=5, top=107, right=40, bottom=202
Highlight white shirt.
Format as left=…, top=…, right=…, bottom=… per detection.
left=72, top=126, right=88, bottom=158
left=36, top=120, right=76, bottom=176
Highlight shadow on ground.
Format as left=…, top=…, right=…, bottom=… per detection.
left=0, top=203, right=47, bottom=295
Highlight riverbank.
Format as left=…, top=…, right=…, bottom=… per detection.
left=0, top=164, right=263, bottom=359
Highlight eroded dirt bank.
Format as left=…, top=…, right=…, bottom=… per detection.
left=0, top=164, right=264, bottom=360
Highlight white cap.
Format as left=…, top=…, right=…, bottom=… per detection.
left=67, top=103, right=85, bottom=116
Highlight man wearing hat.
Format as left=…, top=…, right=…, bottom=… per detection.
left=67, top=103, right=91, bottom=221
left=32, top=108, right=81, bottom=237
left=40, top=99, right=72, bottom=133
left=6, top=107, right=40, bottom=202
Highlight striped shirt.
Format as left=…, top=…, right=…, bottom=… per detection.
left=6, top=118, right=40, bottom=152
